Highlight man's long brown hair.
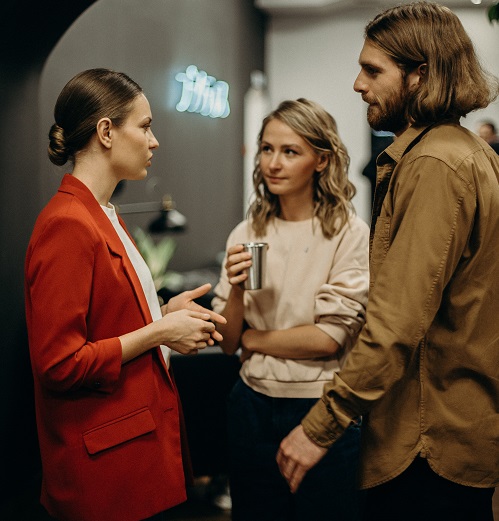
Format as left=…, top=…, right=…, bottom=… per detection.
left=365, top=1, right=499, bottom=125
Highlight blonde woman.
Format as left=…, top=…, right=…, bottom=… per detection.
left=212, top=99, right=369, bottom=520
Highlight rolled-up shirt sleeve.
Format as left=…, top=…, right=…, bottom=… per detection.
left=314, top=217, right=370, bottom=350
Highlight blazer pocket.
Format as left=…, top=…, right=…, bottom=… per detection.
left=83, top=407, right=156, bottom=455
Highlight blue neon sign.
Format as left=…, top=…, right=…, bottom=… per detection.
left=175, top=65, right=230, bottom=119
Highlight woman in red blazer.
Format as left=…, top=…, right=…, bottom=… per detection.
left=24, top=69, right=226, bottom=521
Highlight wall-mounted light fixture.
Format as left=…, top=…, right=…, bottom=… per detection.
left=175, top=65, right=230, bottom=118
left=116, top=195, right=187, bottom=234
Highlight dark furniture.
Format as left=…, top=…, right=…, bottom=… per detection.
left=171, top=347, right=241, bottom=477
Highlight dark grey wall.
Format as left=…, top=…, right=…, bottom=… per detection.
left=0, top=68, right=47, bottom=514
left=0, top=0, right=264, bottom=513
left=40, top=0, right=266, bottom=272
left=0, top=2, right=99, bottom=510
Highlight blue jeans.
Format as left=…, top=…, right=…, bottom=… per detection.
left=227, top=379, right=363, bottom=521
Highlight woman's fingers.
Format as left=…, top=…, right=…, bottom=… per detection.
left=225, top=244, right=254, bottom=287
left=186, top=283, right=212, bottom=299
left=210, top=329, right=224, bottom=344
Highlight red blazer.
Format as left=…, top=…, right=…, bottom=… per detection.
left=25, top=175, right=188, bottom=521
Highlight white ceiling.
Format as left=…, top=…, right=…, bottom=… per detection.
left=255, top=0, right=492, bottom=16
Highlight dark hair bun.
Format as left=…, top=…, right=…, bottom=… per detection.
left=48, top=123, right=70, bottom=166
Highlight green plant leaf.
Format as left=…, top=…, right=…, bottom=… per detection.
left=133, top=227, right=177, bottom=281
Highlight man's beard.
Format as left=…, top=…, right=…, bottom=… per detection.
left=367, top=81, right=410, bottom=134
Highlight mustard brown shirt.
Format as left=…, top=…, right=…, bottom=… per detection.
left=302, top=122, right=499, bottom=489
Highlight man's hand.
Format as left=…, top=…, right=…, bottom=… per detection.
left=276, top=425, right=328, bottom=493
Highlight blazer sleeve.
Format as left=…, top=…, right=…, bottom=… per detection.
left=25, top=212, right=122, bottom=394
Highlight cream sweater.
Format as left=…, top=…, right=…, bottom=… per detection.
left=212, top=215, right=369, bottom=398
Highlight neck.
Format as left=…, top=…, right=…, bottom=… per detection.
left=72, top=159, right=118, bottom=207
left=279, top=195, right=314, bottom=222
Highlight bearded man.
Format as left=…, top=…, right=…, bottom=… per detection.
left=277, top=3, right=499, bottom=520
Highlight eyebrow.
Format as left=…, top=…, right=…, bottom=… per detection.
left=261, top=140, right=302, bottom=149
left=359, top=59, right=380, bottom=69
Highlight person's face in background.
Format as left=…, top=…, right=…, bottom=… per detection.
left=259, top=118, right=326, bottom=204
left=478, top=124, right=496, bottom=144
left=354, top=40, right=420, bottom=136
left=109, top=93, right=159, bottom=181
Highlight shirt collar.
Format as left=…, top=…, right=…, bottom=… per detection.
left=378, top=119, right=461, bottom=167
left=378, top=125, right=432, bottom=166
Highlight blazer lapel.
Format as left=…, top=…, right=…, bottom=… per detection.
left=58, top=175, right=153, bottom=325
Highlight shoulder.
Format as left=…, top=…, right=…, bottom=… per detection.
left=39, top=192, right=96, bottom=229
left=227, top=218, right=258, bottom=242
left=409, top=123, right=489, bottom=171
left=29, top=193, right=98, bottom=252
left=401, top=123, right=498, bottom=191
left=344, top=214, right=370, bottom=235
left=328, top=214, right=370, bottom=244
left=333, top=215, right=370, bottom=261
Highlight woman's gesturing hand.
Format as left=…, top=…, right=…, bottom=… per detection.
left=120, top=305, right=224, bottom=362
left=162, top=283, right=227, bottom=345
left=158, top=309, right=221, bottom=355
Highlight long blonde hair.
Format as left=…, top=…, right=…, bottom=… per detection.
left=249, top=98, right=355, bottom=239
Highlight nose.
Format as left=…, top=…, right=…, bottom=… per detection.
left=268, top=152, right=281, bottom=170
left=353, top=72, right=367, bottom=94
left=149, top=130, right=159, bottom=149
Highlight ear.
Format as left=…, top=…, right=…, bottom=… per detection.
left=96, top=117, right=113, bottom=149
left=316, top=153, right=329, bottom=173
left=407, top=62, right=427, bottom=89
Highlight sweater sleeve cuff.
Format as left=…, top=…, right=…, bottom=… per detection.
left=315, top=322, right=348, bottom=347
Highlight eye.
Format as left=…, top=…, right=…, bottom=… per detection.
left=364, top=65, right=379, bottom=77
left=285, top=148, right=298, bottom=156
left=261, top=144, right=272, bottom=153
